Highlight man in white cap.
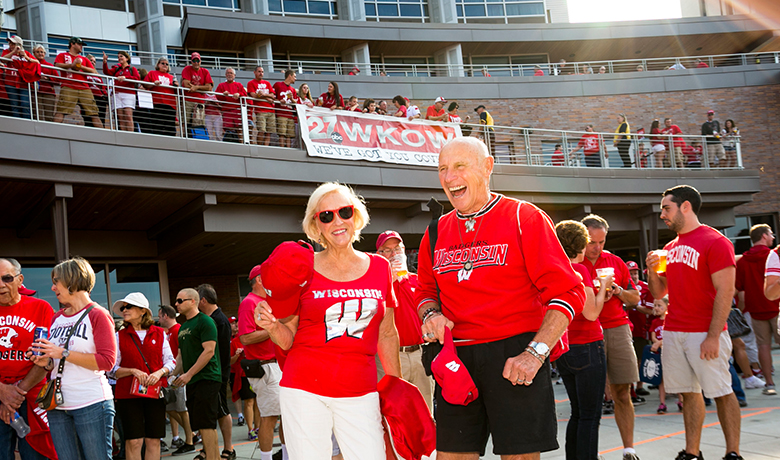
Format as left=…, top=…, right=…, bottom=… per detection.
left=375, top=231, right=433, bottom=411
left=425, top=97, right=449, bottom=122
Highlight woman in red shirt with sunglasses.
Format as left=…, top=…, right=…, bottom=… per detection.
left=254, top=182, right=401, bottom=460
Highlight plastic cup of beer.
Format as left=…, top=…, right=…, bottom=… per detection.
left=654, top=250, right=668, bottom=273
left=595, top=267, right=614, bottom=291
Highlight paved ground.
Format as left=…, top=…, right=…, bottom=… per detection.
left=163, top=348, right=780, bottom=460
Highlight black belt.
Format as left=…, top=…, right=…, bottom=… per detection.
left=259, top=359, right=277, bottom=365
left=400, top=344, right=421, bottom=353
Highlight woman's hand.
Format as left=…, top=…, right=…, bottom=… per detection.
left=146, top=369, right=165, bottom=387
left=132, top=368, right=150, bottom=385
left=254, top=300, right=278, bottom=331
left=102, top=52, right=108, bottom=63
left=30, top=338, right=67, bottom=360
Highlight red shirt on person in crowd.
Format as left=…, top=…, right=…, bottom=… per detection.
left=166, top=322, right=181, bottom=358
left=38, top=58, right=59, bottom=95
left=181, top=65, right=213, bottom=100
left=417, top=194, right=585, bottom=344
left=280, top=255, right=396, bottom=398
left=144, top=70, right=177, bottom=108
left=661, top=225, right=735, bottom=332
left=578, top=133, right=600, bottom=156
left=738, top=244, right=780, bottom=320
left=0, top=296, right=54, bottom=384
left=628, top=279, right=650, bottom=339
left=697, top=61, right=710, bottom=68
left=426, top=105, right=445, bottom=120
left=86, top=74, right=106, bottom=98
left=1, top=48, right=39, bottom=88
left=318, top=92, right=344, bottom=110
left=650, top=316, right=665, bottom=341
left=534, top=68, right=544, bottom=76
left=273, top=81, right=298, bottom=119
left=103, top=62, right=140, bottom=94
left=247, top=78, right=275, bottom=113
left=55, top=51, right=95, bottom=90
left=216, top=80, right=247, bottom=131
left=661, top=124, right=685, bottom=148
left=650, top=127, right=665, bottom=147
left=581, top=251, right=636, bottom=330
left=238, top=291, right=275, bottom=361
left=551, top=147, right=565, bottom=166
left=392, top=274, right=423, bottom=347
left=567, top=263, right=604, bottom=345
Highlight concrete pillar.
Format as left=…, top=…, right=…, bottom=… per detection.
left=244, top=39, right=275, bottom=73
left=433, top=44, right=464, bottom=77
left=337, top=0, right=366, bottom=22
left=51, top=198, right=69, bottom=263
left=428, top=0, right=457, bottom=23
left=133, top=0, right=167, bottom=64
left=341, top=43, right=371, bottom=75
left=15, top=0, right=49, bottom=44
left=242, top=0, right=270, bottom=15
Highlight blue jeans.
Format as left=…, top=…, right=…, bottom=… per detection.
left=730, top=360, right=746, bottom=401
left=0, top=400, right=47, bottom=460
left=48, top=399, right=115, bottom=460
left=5, top=85, right=30, bottom=119
left=557, top=341, right=607, bottom=460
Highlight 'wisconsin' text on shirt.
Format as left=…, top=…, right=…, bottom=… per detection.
left=668, top=245, right=700, bottom=270
left=312, top=289, right=385, bottom=300
left=433, top=243, right=509, bottom=270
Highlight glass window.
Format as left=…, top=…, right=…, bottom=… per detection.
left=365, top=3, right=377, bottom=15
left=283, top=0, right=307, bottom=12
left=724, top=215, right=776, bottom=255
left=465, top=4, right=485, bottom=15
left=208, top=0, right=234, bottom=6
left=400, top=4, right=421, bottom=16
left=505, top=2, right=543, bottom=15
left=270, top=0, right=337, bottom=17
left=366, top=0, right=428, bottom=21
left=308, top=1, right=331, bottom=14
left=182, top=0, right=208, bottom=5
left=108, top=263, right=162, bottom=317
left=487, top=4, right=503, bottom=15
left=458, top=0, right=544, bottom=21
left=269, top=0, right=283, bottom=11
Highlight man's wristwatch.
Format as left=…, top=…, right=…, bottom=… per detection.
left=61, top=349, right=70, bottom=359
left=525, top=341, right=550, bottom=364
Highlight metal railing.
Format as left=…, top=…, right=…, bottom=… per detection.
left=21, top=38, right=780, bottom=77
left=0, top=62, right=742, bottom=170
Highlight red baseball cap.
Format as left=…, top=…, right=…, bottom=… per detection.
left=259, top=240, right=314, bottom=319
left=626, top=261, right=640, bottom=271
left=378, top=375, right=437, bottom=460
left=19, top=284, right=36, bottom=296
left=229, top=316, right=237, bottom=324
left=431, top=328, right=479, bottom=406
left=376, top=230, right=403, bottom=250
left=191, top=52, right=201, bottom=60
left=248, top=265, right=262, bottom=281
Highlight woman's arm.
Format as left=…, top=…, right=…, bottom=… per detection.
left=376, top=308, right=401, bottom=378
left=582, top=274, right=612, bottom=321
left=254, top=299, right=299, bottom=350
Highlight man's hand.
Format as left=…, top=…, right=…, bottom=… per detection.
left=502, top=352, right=543, bottom=386
left=0, top=383, right=26, bottom=411
left=700, top=336, right=720, bottom=360
left=646, top=251, right=661, bottom=273
left=420, top=314, right=454, bottom=344
left=0, top=403, right=13, bottom=425
left=174, top=372, right=191, bottom=387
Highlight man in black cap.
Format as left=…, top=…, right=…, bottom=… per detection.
left=52, top=37, right=103, bottom=129
left=701, top=110, right=724, bottom=168
left=474, top=105, right=495, bottom=156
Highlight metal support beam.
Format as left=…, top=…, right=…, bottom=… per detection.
left=147, top=193, right=217, bottom=240
left=638, top=216, right=649, bottom=272
left=51, top=198, right=69, bottom=263
left=17, top=183, right=73, bottom=238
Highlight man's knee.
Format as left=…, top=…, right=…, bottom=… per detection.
left=611, top=384, right=630, bottom=398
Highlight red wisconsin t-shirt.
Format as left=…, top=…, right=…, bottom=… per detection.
left=581, top=251, right=636, bottom=330
left=181, top=65, right=213, bottom=100
left=281, top=254, right=395, bottom=398
left=578, top=133, right=600, bottom=155
left=567, top=263, right=604, bottom=344
left=0, top=296, right=54, bottom=384
left=247, top=79, right=275, bottom=112
left=55, top=52, right=95, bottom=90
left=273, top=82, right=298, bottom=119
left=238, top=292, right=275, bottom=361
left=216, top=81, right=247, bottom=130
left=392, top=274, right=423, bottom=347
left=663, top=225, right=735, bottom=333
left=144, top=70, right=176, bottom=108
left=166, top=322, right=180, bottom=358
left=661, top=125, right=684, bottom=148
left=650, top=316, right=665, bottom=341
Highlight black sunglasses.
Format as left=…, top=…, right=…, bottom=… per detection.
left=318, top=206, right=354, bottom=224
left=119, top=304, right=134, bottom=312
left=192, top=58, right=201, bottom=62
left=175, top=298, right=192, bottom=304
left=1, top=274, right=20, bottom=284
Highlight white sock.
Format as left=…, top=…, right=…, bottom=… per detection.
left=282, top=445, right=289, bottom=460
left=238, top=412, right=244, bottom=417
left=260, top=450, right=272, bottom=460
left=624, top=447, right=637, bottom=455
left=172, top=436, right=180, bottom=441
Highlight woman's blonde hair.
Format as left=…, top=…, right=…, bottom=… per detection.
left=302, top=182, right=369, bottom=248
left=52, top=257, right=96, bottom=294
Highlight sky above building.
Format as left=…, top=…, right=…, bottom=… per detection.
left=568, top=0, right=683, bottom=23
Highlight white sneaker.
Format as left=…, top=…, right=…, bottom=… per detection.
left=744, top=375, right=765, bottom=389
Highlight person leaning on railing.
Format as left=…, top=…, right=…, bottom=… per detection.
left=1, top=35, right=40, bottom=120
left=85, top=54, right=110, bottom=130
left=142, top=57, right=179, bottom=137
left=52, top=37, right=104, bottom=129
left=181, top=52, right=214, bottom=137
left=33, top=45, right=58, bottom=122
left=722, top=119, right=739, bottom=169
left=103, top=51, right=140, bottom=132
left=613, top=113, right=632, bottom=167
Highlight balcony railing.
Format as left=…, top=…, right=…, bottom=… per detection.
left=21, top=38, right=780, bottom=77
left=0, top=62, right=742, bottom=170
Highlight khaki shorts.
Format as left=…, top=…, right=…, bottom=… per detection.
left=56, top=86, right=99, bottom=117
left=400, top=347, right=433, bottom=412
left=255, top=111, right=276, bottom=134
left=672, top=147, right=684, bottom=168
left=277, top=116, right=295, bottom=138
left=662, top=330, right=733, bottom=398
left=751, top=315, right=780, bottom=346
left=603, top=323, right=640, bottom=385
left=248, top=362, right=282, bottom=417
left=707, top=143, right=726, bottom=161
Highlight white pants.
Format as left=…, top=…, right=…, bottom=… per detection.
left=742, top=312, right=760, bottom=363
left=280, top=387, right=385, bottom=460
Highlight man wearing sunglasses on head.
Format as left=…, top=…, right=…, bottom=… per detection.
left=375, top=231, right=433, bottom=412
left=0, top=258, right=57, bottom=460
left=181, top=52, right=213, bottom=136
left=171, top=288, right=222, bottom=460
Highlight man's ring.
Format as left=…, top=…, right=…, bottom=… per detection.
left=425, top=332, right=435, bottom=339
left=516, top=377, right=524, bottom=384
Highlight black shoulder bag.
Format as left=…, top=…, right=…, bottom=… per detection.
left=421, top=197, right=445, bottom=376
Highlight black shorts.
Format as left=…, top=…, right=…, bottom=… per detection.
left=186, top=379, right=222, bottom=431
left=217, top=379, right=230, bottom=418
left=115, top=397, right=167, bottom=440
left=238, top=375, right=257, bottom=401
left=435, top=332, right=558, bottom=456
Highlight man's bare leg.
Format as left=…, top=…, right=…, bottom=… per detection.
left=200, top=428, right=219, bottom=460
left=611, top=383, right=635, bottom=448
left=715, top=392, right=741, bottom=455
left=681, top=392, right=705, bottom=455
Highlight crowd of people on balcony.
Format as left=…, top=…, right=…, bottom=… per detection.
left=1, top=35, right=741, bottom=170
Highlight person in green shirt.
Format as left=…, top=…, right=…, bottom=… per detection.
left=173, top=288, right=221, bottom=460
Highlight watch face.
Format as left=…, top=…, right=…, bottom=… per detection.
left=535, top=342, right=550, bottom=355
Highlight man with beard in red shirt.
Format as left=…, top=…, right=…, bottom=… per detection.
left=0, top=258, right=57, bottom=460
left=647, top=185, right=742, bottom=460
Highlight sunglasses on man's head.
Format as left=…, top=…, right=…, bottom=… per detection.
left=318, top=206, right=354, bottom=224
left=175, top=298, right=192, bottom=304
left=0, top=274, right=20, bottom=284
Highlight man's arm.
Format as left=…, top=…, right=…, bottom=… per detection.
left=503, top=309, right=569, bottom=385
left=701, top=266, right=736, bottom=360
left=176, top=341, right=216, bottom=386
left=239, top=330, right=270, bottom=345
left=182, top=78, right=193, bottom=90
left=614, top=287, right=640, bottom=308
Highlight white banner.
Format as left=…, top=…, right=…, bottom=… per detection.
left=297, top=106, right=462, bottom=167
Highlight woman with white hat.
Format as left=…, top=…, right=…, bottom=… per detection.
left=112, top=292, right=176, bottom=460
